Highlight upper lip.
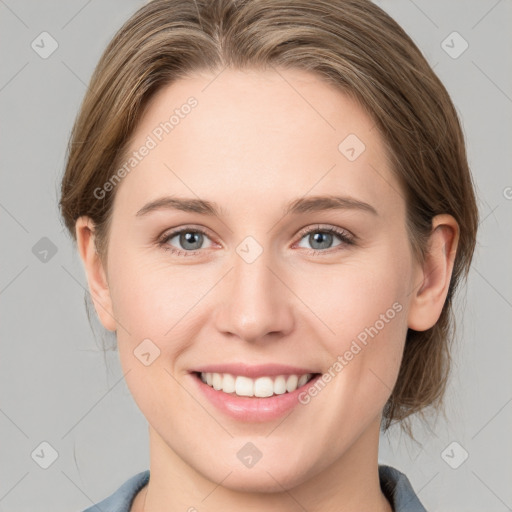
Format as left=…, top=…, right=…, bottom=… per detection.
left=190, top=363, right=319, bottom=379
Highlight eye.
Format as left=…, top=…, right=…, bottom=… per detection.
left=157, top=226, right=214, bottom=256
left=295, top=225, right=355, bottom=254
left=157, top=224, right=355, bottom=257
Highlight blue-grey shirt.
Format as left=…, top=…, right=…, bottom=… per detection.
left=81, top=464, right=427, bottom=512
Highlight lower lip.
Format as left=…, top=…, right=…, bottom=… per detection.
left=190, top=372, right=321, bottom=422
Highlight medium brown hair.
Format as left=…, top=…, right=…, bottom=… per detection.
left=59, top=0, right=479, bottom=437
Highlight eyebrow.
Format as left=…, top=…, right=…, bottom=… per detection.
left=135, top=194, right=378, bottom=218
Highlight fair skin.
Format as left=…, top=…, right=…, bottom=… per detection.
left=76, top=68, right=458, bottom=512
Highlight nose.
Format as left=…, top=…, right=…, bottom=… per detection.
left=214, top=247, right=295, bottom=344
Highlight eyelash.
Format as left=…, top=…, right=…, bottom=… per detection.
left=156, top=224, right=355, bottom=257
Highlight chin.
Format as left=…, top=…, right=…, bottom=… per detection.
left=213, top=469, right=309, bottom=494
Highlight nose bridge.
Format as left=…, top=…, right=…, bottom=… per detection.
left=215, top=241, right=294, bottom=342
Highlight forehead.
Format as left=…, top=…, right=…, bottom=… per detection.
left=113, top=68, right=403, bottom=220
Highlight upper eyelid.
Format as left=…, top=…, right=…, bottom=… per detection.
left=159, top=225, right=215, bottom=243
left=295, top=224, right=354, bottom=239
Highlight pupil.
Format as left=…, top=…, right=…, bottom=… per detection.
left=311, top=232, right=332, bottom=250
left=181, top=232, right=202, bottom=250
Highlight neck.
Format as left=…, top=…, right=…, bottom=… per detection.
left=134, top=416, right=392, bottom=512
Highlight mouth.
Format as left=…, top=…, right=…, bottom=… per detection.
left=192, top=371, right=320, bottom=398
left=188, top=363, right=323, bottom=422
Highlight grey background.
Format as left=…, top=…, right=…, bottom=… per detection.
left=0, top=1, right=511, bottom=510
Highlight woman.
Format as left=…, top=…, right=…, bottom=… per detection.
left=59, top=0, right=479, bottom=510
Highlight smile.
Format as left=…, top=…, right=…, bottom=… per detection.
left=199, top=372, right=316, bottom=398
left=190, top=368, right=322, bottom=422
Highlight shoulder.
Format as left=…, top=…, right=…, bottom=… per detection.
left=80, top=469, right=150, bottom=512
left=379, top=464, right=428, bottom=512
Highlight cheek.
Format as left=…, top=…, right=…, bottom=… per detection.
left=107, top=246, right=208, bottom=340
left=294, top=244, right=411, bottom=391
left=299, top=249, right=409, bottom=339
left=107, top=253, right=200, bottom=420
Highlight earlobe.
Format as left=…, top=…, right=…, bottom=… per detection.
left=75, top=216, right=117, bottom=332
left=407, top=214, right=460, bottom=331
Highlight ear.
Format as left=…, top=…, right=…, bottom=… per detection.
left=407, top=214, right=460, bottom=331
left=75, top=216, right=117, bottom=332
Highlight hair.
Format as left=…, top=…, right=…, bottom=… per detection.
left=59, top=0, right=479, bottom=438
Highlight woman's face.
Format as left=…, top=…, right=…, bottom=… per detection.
left=93, top=68, right=422, bottom=490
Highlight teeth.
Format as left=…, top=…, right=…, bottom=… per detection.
left=235, top=376, right=254, bottom=397
left=273, top=375, right=287, bottom=395
left=212, top=372, right=223, bottom=390
left=199, top=372, right=315, bottom=397
left=222, top=373, right=236, bottom=393
left=297, top=374, right=309, bottom=387
left=286, top=374, right=298, bottom=392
